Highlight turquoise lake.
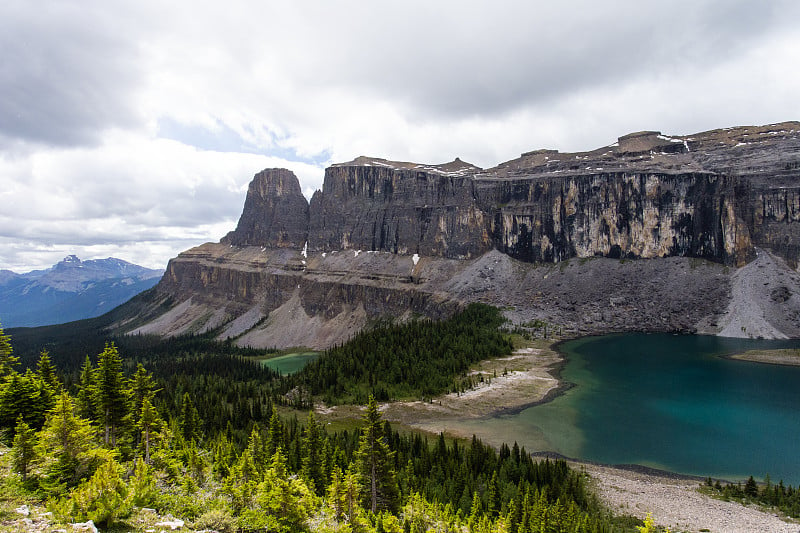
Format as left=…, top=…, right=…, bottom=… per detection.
left=450, top=334, right=800, bottom=484
left=261, top=352, right=319, bottom=375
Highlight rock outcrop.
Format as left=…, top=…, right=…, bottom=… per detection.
left=121, top=122, right=800, bottom=346
left=222, top=168, right=309, bottom=248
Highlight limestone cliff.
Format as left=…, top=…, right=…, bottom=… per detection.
left=122, top=122, right=800, bottom=346
left=221, top=168, right=309, bottom=248
left=309, top=158, right=490, bottom=259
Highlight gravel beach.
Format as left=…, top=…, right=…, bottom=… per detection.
left=377, top=341, right=800, bottom=532
left=584, top=463, right=799, bottom=533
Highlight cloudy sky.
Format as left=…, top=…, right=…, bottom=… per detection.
left=1, top=0, right=799, bottom=272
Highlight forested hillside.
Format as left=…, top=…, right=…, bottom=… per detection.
left=287, top=303, right=513, bottom=404
left=0, top=321, right=643, bottom=531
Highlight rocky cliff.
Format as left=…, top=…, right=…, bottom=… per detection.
left=121, top=122, right=800, bottom=347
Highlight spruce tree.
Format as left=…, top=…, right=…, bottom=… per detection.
left=34, top=351, right=58, bottom=417
left=745, top=475, right=759, bottom=498
left=36, top=350, right=60, bottom=391
left=129, top=363, right=157, bottom=421
left=75, top=356, right=98, bottom=421
left=266, top=406, right=283, bottom=457
left=138, top=397, right=161, bottom=463
left=11, top=415, right=37, bottom=481
left=487, top=470, right=499, bottom=516
left=327, top=467, right=346, bottom=521
left=0, top=370, right=44, bottom=441
left=0, top=322, right=18, bottom=377
left=95, top=343, right=129, bottom=447
left=245, top=424, right=267, bottom=476
left=301, top=410, right=325, bottom=495
left=179, top=392, right=201, bottom=442
left=355, top=395, right=399, bottom=513
left=36, top=392, right=103, bottom=491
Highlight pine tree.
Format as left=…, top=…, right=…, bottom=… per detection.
left=36, top=350, right=60, bottom=390
left=355, top=395, right=399, bottom=514
left=179, top=392, right=201, bottom=442
left=129, top=363, right=157, bottom=424
left=95, top=343, right=129, bottom=447
left=75, top=356, right=98, bottom=421
left=36, top=392, right=104, bottom=491
left=11, top=415, right=37, bottom=481
left=59, top=458, right=130, bottom=527
left=301, top=410, right=325, bottom=495
left=128, top=457, right=158, bottom=507
left=0, top=322, right=18, bottom=377
left=138, top=397, right=161, bottom=463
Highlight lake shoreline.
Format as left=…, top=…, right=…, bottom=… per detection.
left=380, top=338, right=568, bottom=425
left=376, top=335, right=800, bottom=533
left=723, top=348, right=800, bottom=367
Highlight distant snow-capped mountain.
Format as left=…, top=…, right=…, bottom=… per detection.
left=0, top=255, right=164, bottom=328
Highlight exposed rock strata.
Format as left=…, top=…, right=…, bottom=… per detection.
left=222, top=168, right=309, bottom=248
left=123, top=122, right=800, bottom=346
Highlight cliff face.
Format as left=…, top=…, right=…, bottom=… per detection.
left=221, top=168, right=309, bottom=248
left=475, top=172, right=752, bottom=265
left=308, top=158, right=491, bottom=259
left=123, top=122, right=800, bottom=346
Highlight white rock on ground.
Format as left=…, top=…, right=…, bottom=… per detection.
left=586, top=464, right=800, bottom=533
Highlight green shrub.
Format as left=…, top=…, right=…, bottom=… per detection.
left=51, top=458, right=131, bottom=527
left=192, top=506, right=237, bottom=532
left=127, top=458, right=158, bottom=508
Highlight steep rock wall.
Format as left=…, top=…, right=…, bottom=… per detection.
left=124, top=123, right=800, bottom=345
left=222, top=168, right=309, bottom=248
left=308, top=165, right=492, bottom=258
left=751, top=186, right=800, bottom=267
left=475, top=172, right=754, bottom=266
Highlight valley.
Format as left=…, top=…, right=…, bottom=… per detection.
left=3, top=121, right=800, bottom=532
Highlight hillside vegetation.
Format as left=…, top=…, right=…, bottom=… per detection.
left=0, top=320, right=641, bottom=531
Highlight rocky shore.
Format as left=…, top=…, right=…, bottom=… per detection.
left=585, top=464, right=799, bottom=533
left=377, top=340, right=800, bottom=533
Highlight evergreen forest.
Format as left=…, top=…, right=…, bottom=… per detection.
left=0, top=308, right=662, bottom=531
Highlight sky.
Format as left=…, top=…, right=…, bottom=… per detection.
left=1, top=0, right=799, bottom=273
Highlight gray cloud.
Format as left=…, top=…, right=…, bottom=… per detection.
left=0, top=0, right=798, bottom=272
left=284, top=0, right=794, bottom=119
left=0, top=1, right=144, bottom=147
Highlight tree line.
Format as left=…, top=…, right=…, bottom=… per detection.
left=0, top=321, right=640, bottom=531
left=704, top=475, right=800, bottom=518
left=285, top=303, right=514, bottom=405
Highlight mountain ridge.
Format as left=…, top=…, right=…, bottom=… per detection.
left=112, top=122, right=800, bottom=347
left=0, top=256, right=163, bottom=328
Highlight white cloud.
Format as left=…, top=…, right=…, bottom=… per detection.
left=0, top=132, right=323, bottom=272
left=0, top=0, right=798, bottom=271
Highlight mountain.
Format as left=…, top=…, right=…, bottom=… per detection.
left=0, top=256, right=163, bottom=328
left=113, top=122, right=800, bottom=347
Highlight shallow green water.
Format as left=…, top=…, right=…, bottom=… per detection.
left=261, top=352, right=319, bottom=375
left=470, top=334, right=800, bottom=484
